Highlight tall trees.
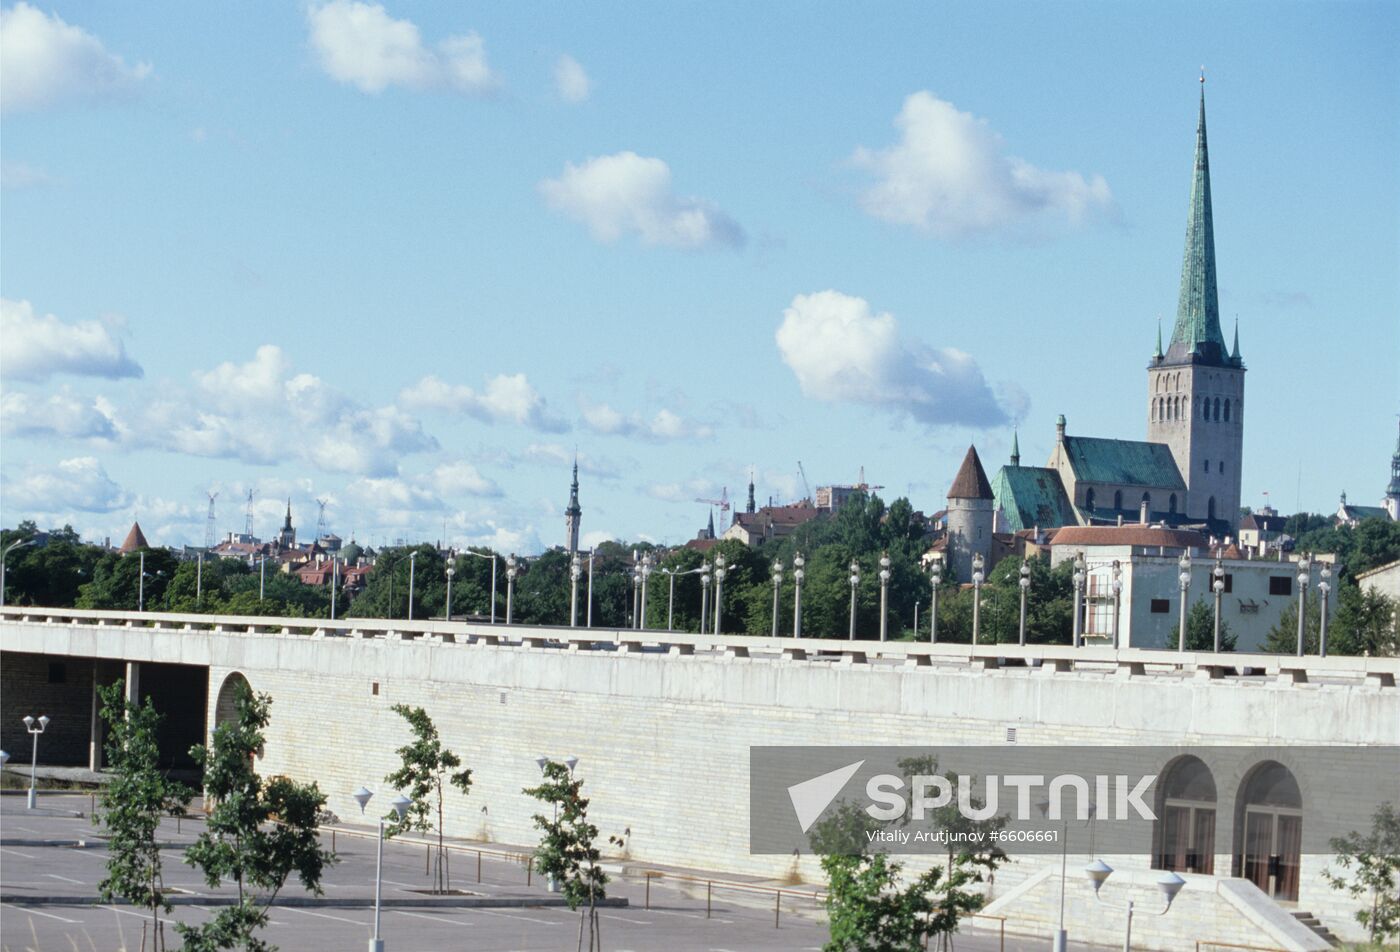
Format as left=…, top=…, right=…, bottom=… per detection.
left=383, top=705, right=473, bottom=893
left=179, top=683, right=334, bottom=952
left=96, top=681, right=194, bottom=952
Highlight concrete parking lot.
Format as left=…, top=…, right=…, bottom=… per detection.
left=2, top=794, right=1070, bottom=951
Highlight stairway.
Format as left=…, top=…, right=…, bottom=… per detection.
left=1290, top=911, right=1341, bottom=948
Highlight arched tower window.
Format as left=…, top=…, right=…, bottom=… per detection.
left=1202, top=399, right=1210, bottom=421
left=1203, top=459, right=1210, bottom=474
left=1219, top=461, right=1225, bottom=475
left=1208, top=497, right=1217, bottom=520
left=1234, top=762, right=1303, bottom=902
left=1214, top=397, right=1221, bottom=421
left=1085, top=488, right=1096, bottom=511
left=1169, top=493, right=1178, bottom=513
left=1224, top=399, right=1231, bottom=422
left=1113, top=490, right=1123, bottom=510
left=1154, top=755, right=1217, bottom=874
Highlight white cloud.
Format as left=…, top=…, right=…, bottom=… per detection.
left=580, top=401, right=714, bottom=442
left=429, top=460, right=500, bottom=497
left=518, top=443, right=621, bottom=480
left=0, top=389, right=121, bottom=440
left=1, top=457, right=130, bottom=512
left=579, top=529, right=615, bottom=549
left=399, top=373, right=567, bottom=432
left=554, top=54, right=590, bottom=103
left=136, top=345, right=436, bottom=476
left=344, top=475, right=442, bottom=512
left=1, top=160, right=55, bottom=189
left=775, top=290, right=1013, bottom=428
left=0, top=2, right=151, bottom=114
left=0, top=298, right=143, bottom=382
left=645, top=478, right=720, bottom=504
left=307, top=1, right=497, bottom=95
left=539, top=152, right=744, bottom=250
left=851, top=91, right=1115, bottom=239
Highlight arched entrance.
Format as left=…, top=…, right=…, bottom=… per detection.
left=214, top=672, right=251, bottom=731
left=1234, top=762, right=1303, bottom=902
left=1153, top=755, right=1216, bottom=874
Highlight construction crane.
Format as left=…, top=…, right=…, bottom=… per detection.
left=695, top=486, right=731, bottom=519
left=855, top=466, right=885, bottom=493
left=797, top=461, right=812, bottom=504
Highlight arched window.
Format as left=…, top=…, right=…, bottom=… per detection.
left=1175, top=372, right=1181, bottom=391
left=1219, top=460, right=1225, bottom=475
left=1214, top=397, right=1221, bottom=421
left=1113, top=490, right=1123, bottom=510
left=1169, top=493, right=1178, bottom=514
left=1154, top=756, right=1217, bottom=874
left=1203, top=459, right=1210, bottom=474
left=1208, top=497, right=1217, bottom=520
left=1224, top=399, right=1231, bottom=422
left=1151, top=400, right=1157, bottom=422
left=1085, top=488, right=1096, bottom=511
left=1234, top=762, right=1303, bottom=902
left=1202, top=399, right=1210, bottom=421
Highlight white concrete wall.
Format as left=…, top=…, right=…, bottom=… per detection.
left=3, top=611, right=1396, bottom=949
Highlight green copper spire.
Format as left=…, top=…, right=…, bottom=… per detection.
left=1010, top=429, right=1021, bottom=467
left=1154, top=316, right=1164, bottom=359
left=1231, top=316, right=1240, bottom=361
left=1168, top=79, right=1230, bottom=364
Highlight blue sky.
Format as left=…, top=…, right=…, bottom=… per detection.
left=2, top=1, right=1396, bottom=553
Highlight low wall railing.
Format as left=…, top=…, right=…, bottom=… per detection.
left=3, top=606, right=1396, bottom=688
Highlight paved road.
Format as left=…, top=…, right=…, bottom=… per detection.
left=1, top=795, right=1072, bottom=951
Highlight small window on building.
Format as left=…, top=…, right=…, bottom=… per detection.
left=1218, top=460, right=1225, bottom=475
left=1224, top=399, right=1231, bottom=422
left=1202, top=400, right=1210, bottom=421
left=48, top=662, right=66, bottom=684
left=1085, top=488, right=1096, bottom=511
left=1150, top=599, right=1170, bottom=614
left=1169, top=493, right=1178, bottom=514
left=1269, top=576, right=1293, bottom=596
left=1223, top=574, right=1233, bottom=593
left=1203, top=459, right=1210, bottom=473
left=1113, top=490, right=1123, bottom=510
left=370, top=681, right=380, bottom=696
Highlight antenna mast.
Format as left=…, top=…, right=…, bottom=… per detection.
left=316, top=498, right=329, bottom=539
left=205, top=491, right=219, bottom=549
left=244, top=489, right=256, bottom=538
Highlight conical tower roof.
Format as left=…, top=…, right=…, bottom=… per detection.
left=1167, top=80, right=1231, bottom=365
left=948, top=446, right=993, bottom=500
left=119, top=521, right=149, bottom=553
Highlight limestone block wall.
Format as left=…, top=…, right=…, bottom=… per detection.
left=5, top=613, right=1398, bottom=948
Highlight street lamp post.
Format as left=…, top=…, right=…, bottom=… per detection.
left=1111, top=560, right=1123, bottom=649
left=1071, top=553, right=1086, bottom=648
left=848, top=559, right=860, bottom=640
left=407, top=552, right=418, bottom=621
left=713, top=554, right=727, bottom=634
left=792, top=552, right=805, bottom=639
left=353, top=786, right=413, bottom=952
left=630, top=558, right=641, bottom=629
left=1084, top=860, right=1186, bottom=952
left=0, top=537, right=35, bottom=606
left=929, top=560, right=942, bottom=643
left=1177, top=552, right=1192, bottom=652
left=1295, top=555, right=1312, bottom=656
left=23, top=714, right=49, bottom=810
left=569, top=554, right=582, bottom=628
left=639, top=553, right=652, bottom=630
left=971, top=552, right=985, bottom=645
left=505, top=555, right=517, bottom=625
left=1318, top=563, right=1332, bottom=657
left=586, top=549, right=594, bottom=628
left=770, top=559, right=783, bottom=637
left=1212, top=558, right=1226, bottom=653
left=1018, top=562, right=1031, bottom=646
left=878, top=552, right=891, bottom=642
left=444, top=564, right=455, bottom=623
left=699, top=567, right=711, bottom=635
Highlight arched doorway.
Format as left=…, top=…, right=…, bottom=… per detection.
left=1153, top=756, right=1216, bottom=874
left=214, top=672, right=251, bottom=731
left=1234, top=762, right=1302, bottom=902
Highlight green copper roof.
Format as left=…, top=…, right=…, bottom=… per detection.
left=991, top=466, right=1077, bottom=532
left=1062, top=436, right=1186, bottom=490
left=1167, top=85, right=1233, bottom=366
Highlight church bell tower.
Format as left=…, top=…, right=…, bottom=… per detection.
left=1147, top=78, right=1245, bottom=531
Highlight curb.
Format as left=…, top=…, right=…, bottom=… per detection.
left=1, top=895, right=630, bottom=909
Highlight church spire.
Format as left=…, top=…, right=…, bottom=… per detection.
left=1168, top=76, right=1229, bottom=364
left=1009, top=429, right=1021, bottom=467
left=1231, top=316, right=1241, bottom=362
left=746, top=469, right=756, bottom=514
left=566, top=457, right=581, bottom=516
left=1153, top=316, right=1164, bottom=360
left=564, top=456, right=581, bottom=554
